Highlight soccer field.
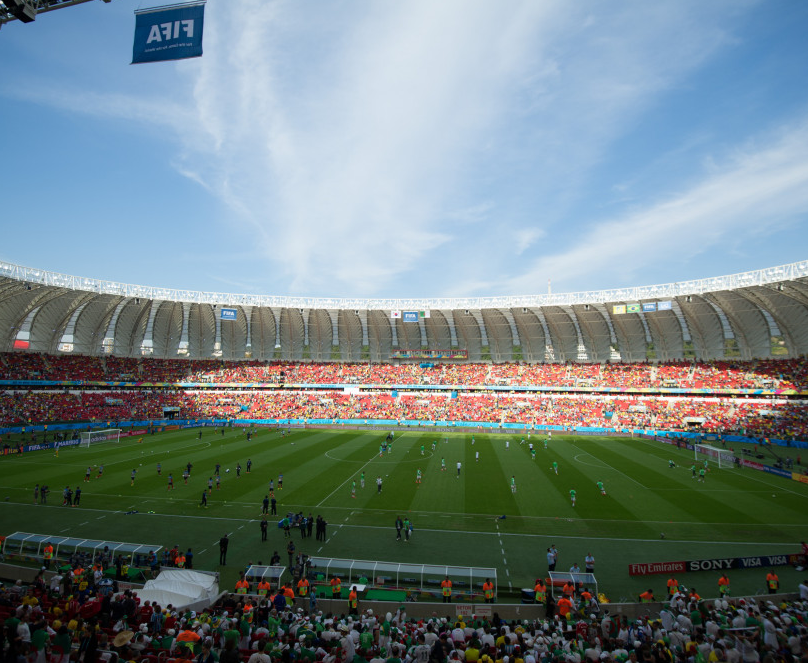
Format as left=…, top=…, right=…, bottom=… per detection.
left=1, top=427, right=806, bottom=602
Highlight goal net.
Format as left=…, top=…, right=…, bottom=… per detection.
left=79, top=429, right=122, bottom=448
left=694, top=443, right=737, bottom=469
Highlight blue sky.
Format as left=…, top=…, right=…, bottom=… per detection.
left=1, top=0, right=807, bottom=300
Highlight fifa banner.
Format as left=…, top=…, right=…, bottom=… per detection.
left=220, top=308, right=237, bottom=321
left=392, top=310, right=430, bottom=320
left=613, top=301, right=672, bottom=315
left=132, top=2, right=205, bottom=65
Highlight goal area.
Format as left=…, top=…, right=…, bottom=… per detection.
left=694, top=443, right=737, bottom=469
left=79, top=429, right=122, bottom=448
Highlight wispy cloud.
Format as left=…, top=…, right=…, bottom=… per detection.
left=499, top=115, right=808, bottom=294
left=4, top=0, right=781, bottom=298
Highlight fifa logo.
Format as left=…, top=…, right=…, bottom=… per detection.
left=146, top=19, right=195, bottom=43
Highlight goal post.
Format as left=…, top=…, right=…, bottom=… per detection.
left=694, top=443, right=737, bottom=469
left=79, top=429, right=122, bottom=448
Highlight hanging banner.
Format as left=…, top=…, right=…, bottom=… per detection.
left=132, top=2, right=205, bottom=65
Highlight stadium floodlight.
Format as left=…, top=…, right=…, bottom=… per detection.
left=1, top=0, right=113, bottom=29
left=3, top=0, right=36, bottom=22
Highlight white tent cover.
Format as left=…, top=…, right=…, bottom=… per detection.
left=134, top=569, right=220, bottom=612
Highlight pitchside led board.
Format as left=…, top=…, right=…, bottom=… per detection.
left=132, top=2, right=205, bottom=65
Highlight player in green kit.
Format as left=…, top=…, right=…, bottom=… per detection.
left=552, top=461, right=558, bottom=475
left=511, top=476, right=516, bottom=493
left=698, top=468, right=706, bottom=483
left=421, top=444, right=425, bottom=456
left=351, top=481, right=356, bottom=498
left=544, top=438, right=548, bottom=450
left=691, top=464, right=697, bottom=479
left=668, top=459, right=676, bottom=468
left=531, top=447, right=536, bottom=460
left=360, top=472, right=365, bottom=488
left=597, top=480, right=606, bottom=496
left=441, top=458, right=446, bottom=471
left=416, top=468, right=422, bottom=484
left=570, top=488, right=576, bottom=506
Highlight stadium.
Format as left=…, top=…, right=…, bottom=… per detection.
left=1, top=258, right=807, bottom=604
left=2, top=1, right=808, bottom=662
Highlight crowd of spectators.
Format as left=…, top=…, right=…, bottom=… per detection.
left=2, top=570, right=808, bottom=663
left=1, top=388, right=807, bottom=442
left=2, top=354, right=807, bottom=391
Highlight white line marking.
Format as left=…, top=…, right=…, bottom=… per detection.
left=570, top=443, right=648, bottom=489
left=317, top=453, right=378, bottom=507
left=78, top=521, right=89, bottom=526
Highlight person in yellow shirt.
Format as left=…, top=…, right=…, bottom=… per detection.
left=297, top=577, right=309, bottom=596
left=440, top=576, right=452, bottom=603
left=718, top=574, right=730, bottom=597
left=43, top=543, right=54, bottom=570
left=534, top=579, right=546, bottom=604
left=482, top=579, right=494, bottom=604
left=766, top=570, right=779, bottom=594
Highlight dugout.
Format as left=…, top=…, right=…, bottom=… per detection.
left=307, top=556, right=497, bottom=603
left=244, top=564, right=288, bottom=592
left=2, top=531, right=161, bottom=578
left=547, top=570, right=598, bottom=599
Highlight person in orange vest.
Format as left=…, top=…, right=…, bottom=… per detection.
left=176, top=553, right=186, bottom=569
left=257, top=579, right=271, bottom=597
left=482, top=579, right=494, bottom=604
left=557, top=594, right=573, bottom=618
left=580, top=588, right=592, bottom=605
left=534, top=579, right=547, bottom=604
left=283, top=584, right=295, bottom=605
left=72, top=566, right=85, bottom=584
left=235, top=575, right=249, bottom=595
left=441, top=576, right=453, bottom=603
left=297, top=577, right=310, bottom=597
left=766, top=570, right=779, bottom=594
left=348, top=586, right=358, bottom=615
left=43, top=543, right=54, bottom=570
left=562, top=581, right=575, bottom=597
left=330, top=576, right=342, bottom=599
left=688, top=588, right=700, bottom=601
left=639, top=589, right=655, bottom=603
left=666, top=577, right=679, bottom=597
left=718, top=573, right=730, bottom=597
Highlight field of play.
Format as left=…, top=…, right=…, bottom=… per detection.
left=1, top=427, right=806, bottom=602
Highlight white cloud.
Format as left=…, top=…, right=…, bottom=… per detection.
left=3, top=0, right=778, bottom=298
left=498, top=116, right=808, bottom=294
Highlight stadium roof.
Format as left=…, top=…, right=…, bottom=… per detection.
left=1, top=259, right=807, bottom=362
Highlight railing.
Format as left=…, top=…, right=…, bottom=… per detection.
left=1, top=259, right=807, bottom=310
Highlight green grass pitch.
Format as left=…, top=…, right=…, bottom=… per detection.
left=1, top=427, right=806, bottom=603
